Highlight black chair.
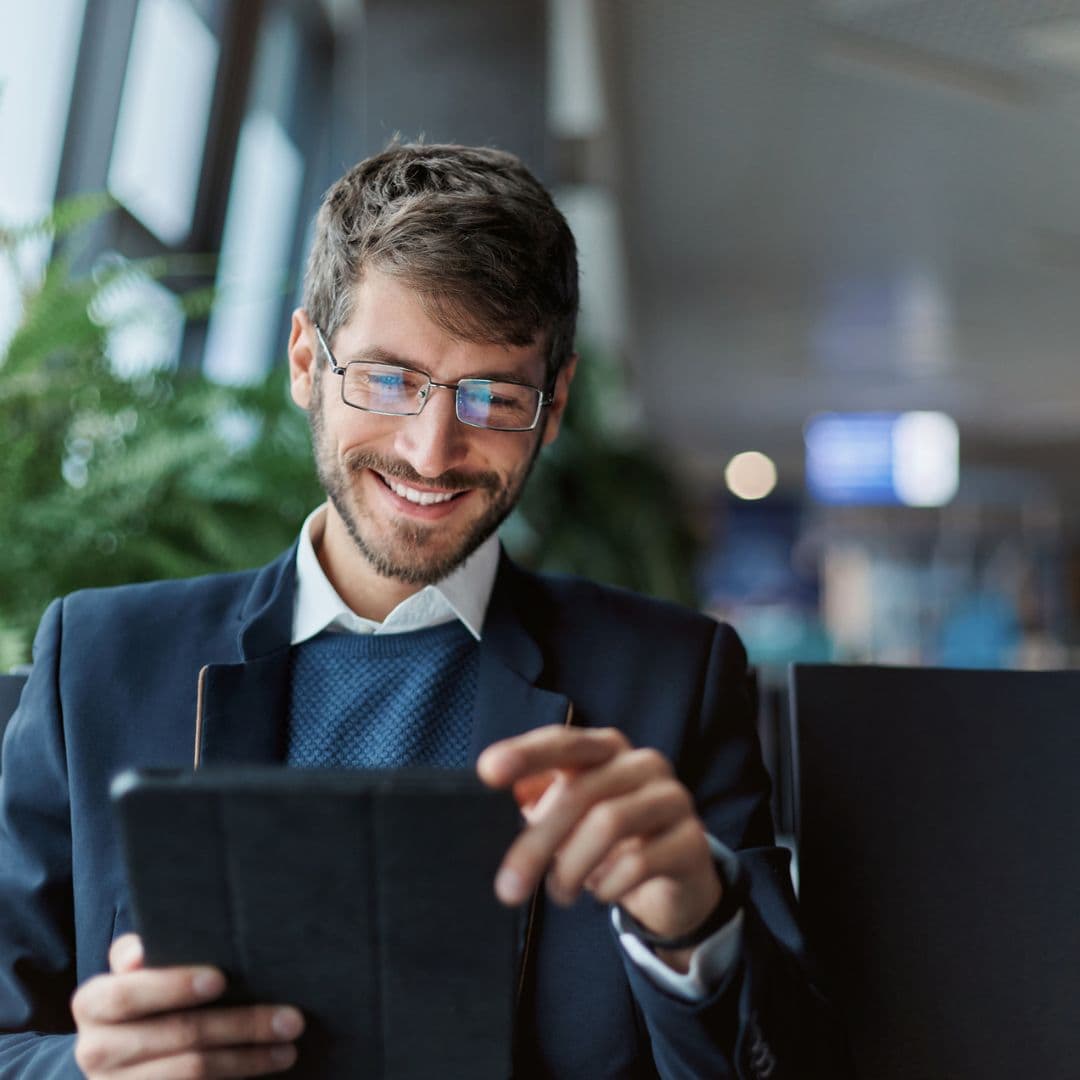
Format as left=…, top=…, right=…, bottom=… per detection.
left=790, top=663, right=1080, bottom=1080
left=0, top=672, right=29, bottom=759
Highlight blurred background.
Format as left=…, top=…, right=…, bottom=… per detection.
left=4, top=0, right=1080, bottom=705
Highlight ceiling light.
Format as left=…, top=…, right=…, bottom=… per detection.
left=725, top=452, right=778, bottom=501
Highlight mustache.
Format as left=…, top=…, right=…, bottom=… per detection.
left=345, top=450, right=500, bottom=494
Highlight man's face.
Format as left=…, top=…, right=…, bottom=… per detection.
left=289, top=270, right=573, bottom=587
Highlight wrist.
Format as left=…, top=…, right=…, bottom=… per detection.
left=617, top=854, right=746, bottom=951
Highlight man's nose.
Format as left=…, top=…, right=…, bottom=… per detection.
left=393, top=384, right=470, bottom=479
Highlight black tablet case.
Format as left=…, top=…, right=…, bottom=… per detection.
left=112, top=768, right=521, bottom=1079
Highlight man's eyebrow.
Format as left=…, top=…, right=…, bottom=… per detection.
left=347, top=345, right=414, bottom=367
left=464, top=369, right=543, bottom=385
left=344, top=346, right=542, bottom=385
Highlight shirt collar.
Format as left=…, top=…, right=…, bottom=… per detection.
left=291, top=505, right=499, bottom=644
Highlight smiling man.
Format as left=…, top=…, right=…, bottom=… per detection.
left=0, top=144, right=844, bottom=1078
left=297, top=269, right=564, bottom=612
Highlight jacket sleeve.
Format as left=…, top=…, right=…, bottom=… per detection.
left=616, top=621, right=850, bottom=1080
left=0, top=599, right=84, bottom=1076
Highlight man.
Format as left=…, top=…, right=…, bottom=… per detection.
left=0, top=144, right=841, bottom=1077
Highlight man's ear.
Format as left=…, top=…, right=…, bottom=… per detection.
left=288, top=309, right=318, bottom=409
left=541, top=353, right=577, bottom=447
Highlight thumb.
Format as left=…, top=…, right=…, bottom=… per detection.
left=108, top=933, right=145, bottom=974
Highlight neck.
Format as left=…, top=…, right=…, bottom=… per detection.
left=316, top=504, right=426, bottom=622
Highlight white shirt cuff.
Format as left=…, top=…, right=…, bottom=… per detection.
left=613, top=907, right=744, bottom=1001
left=612, top=836, right=745, bottom=1002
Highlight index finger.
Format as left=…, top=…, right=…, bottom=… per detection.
left=477, top=726, right=628, bottom=788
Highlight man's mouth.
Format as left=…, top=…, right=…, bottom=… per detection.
left=374, top=471, right=469, bottom=506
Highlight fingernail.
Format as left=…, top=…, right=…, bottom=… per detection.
left=192, top=969, right=225, bottom=999
left=476, top=747, right=503, bottom=782
left=114, top=935, right=143, bottom=968
left=495, top=867, right=527, bottom=905
left=272, top=1007, right=305, bottom=1039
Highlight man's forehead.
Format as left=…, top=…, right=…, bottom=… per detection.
left=335, top=272, right=547, bottom=373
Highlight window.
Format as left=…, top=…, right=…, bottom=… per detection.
left=202, top=109, right=303, bottom=383
left=106, top=0, right=219, bottom=246
left=0, top=0, right=87, bottom=347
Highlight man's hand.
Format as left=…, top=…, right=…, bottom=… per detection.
left=71, top=934, right=303, bottom=1079
left=477, top=726, right=722, bottom=971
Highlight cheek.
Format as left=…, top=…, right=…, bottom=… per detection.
left=344, top=417, right=401, bottom=457
left=494, top=435, right=543, bottom=490
left=474, top=433, right=529, bottom=472
left=321, top=399, right=392, bottom=451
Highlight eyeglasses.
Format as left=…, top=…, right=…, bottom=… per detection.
left=314, top=325, right=553, bottom=432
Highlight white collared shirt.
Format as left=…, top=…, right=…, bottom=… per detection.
left=288, top=505, right=738, bottom=1001
left=291, top=505, right=498, bottom=645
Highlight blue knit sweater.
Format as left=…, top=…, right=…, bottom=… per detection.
left=286, top=621, right=480, bottom=768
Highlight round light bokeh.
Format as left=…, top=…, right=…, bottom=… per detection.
left=725, top=451, right=778, bottom=500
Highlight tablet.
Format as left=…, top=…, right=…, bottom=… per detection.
left=111, top=766, right=522, bottom=1079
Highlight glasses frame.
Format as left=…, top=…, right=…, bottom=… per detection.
left=313, top=324, right=554, bottom=432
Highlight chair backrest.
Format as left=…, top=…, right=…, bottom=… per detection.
left=0, top=672, right=29, bottom=759
left=790, top=662, right=1080, bottom=1080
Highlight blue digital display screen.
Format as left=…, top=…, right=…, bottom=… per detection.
left=804, top=412, right=903, bottom=505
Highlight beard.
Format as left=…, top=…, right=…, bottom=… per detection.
left=308, top=377, right=541, bottom=585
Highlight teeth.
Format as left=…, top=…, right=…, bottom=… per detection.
left=386, top=478, right=459, bottom=506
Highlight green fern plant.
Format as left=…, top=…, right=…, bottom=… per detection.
left=0, top=197, right=321, bottom=668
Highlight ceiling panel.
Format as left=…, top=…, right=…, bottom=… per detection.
left=601, top=0, right=1080, bottom=493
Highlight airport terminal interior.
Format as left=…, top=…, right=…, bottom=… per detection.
left=9, top=4, right=1080, bottom=1075
left=8, top=0, right=1080, bottom=794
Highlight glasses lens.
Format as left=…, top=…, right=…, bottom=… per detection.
left=457, top=381, right=540, bottom=430
left=342, top=363, right=427, bottom=414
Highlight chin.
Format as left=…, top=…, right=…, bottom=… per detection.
left=353, top=518, right=481, bottom=586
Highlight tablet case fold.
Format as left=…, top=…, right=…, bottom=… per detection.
left=112, top=767, right=520, bottom=1079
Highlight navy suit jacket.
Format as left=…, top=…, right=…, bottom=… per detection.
left=0, top=547, right=843, bottom=1078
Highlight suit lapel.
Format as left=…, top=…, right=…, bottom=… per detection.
left=196, top=546, right=297, bottom=767
left=471, top=555, right=573, bottom=1014
left=197, top=650, right=292, bottom=765
left=469, top=554, right=571, bottom=762
left=470, top=653, right=571, bottom=762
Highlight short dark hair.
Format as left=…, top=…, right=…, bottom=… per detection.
left=302, top=142, right=579, bottom=382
